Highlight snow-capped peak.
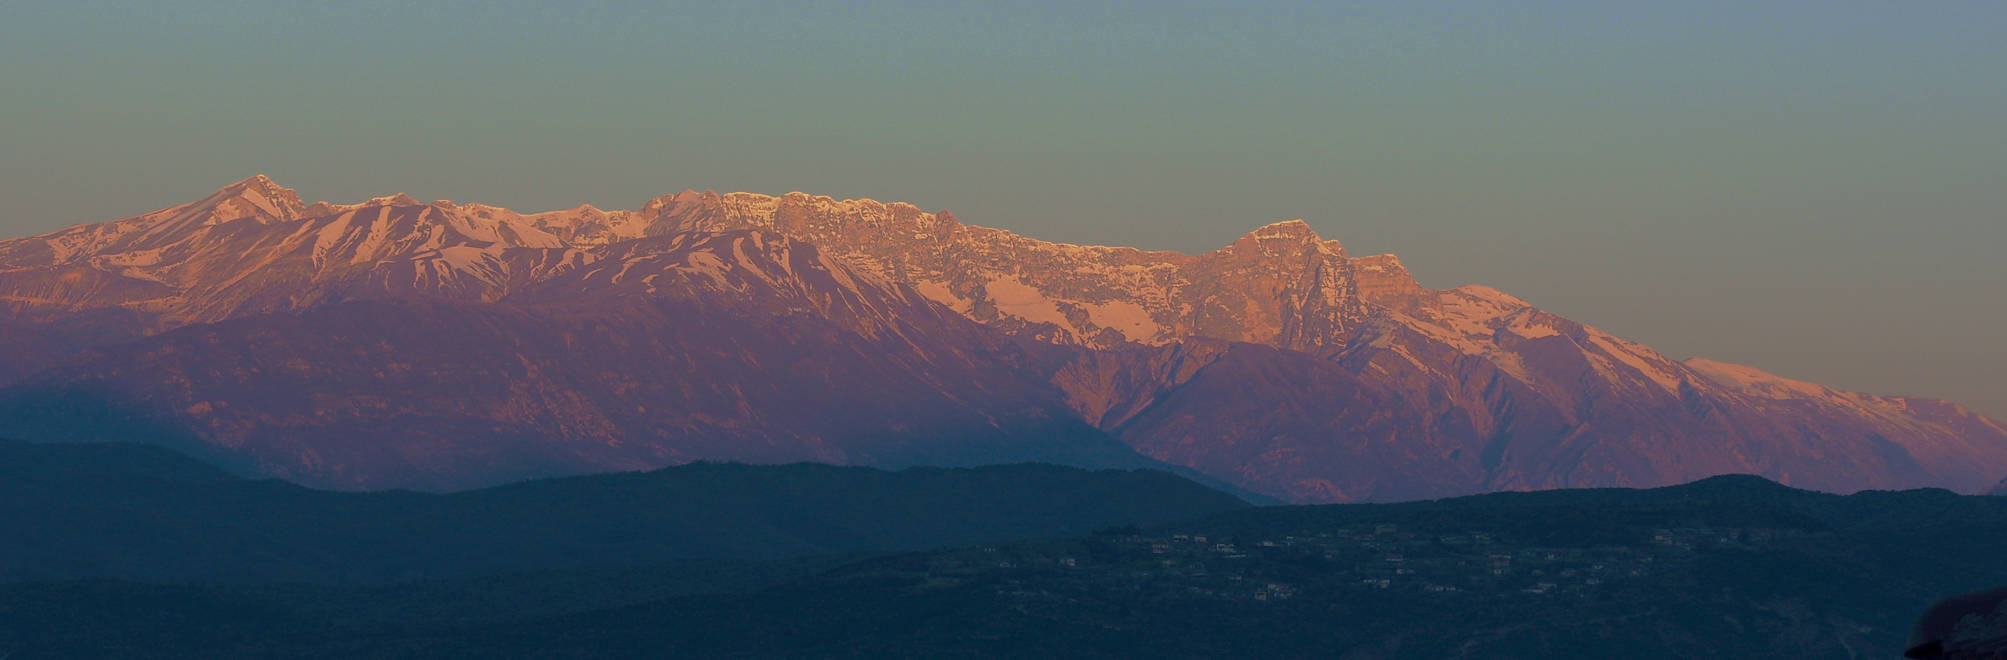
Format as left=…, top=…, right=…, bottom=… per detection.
left=1239, top=219, right=1321, bottom=242
left=200, top=174, right=308, bottom=222
left=1448, top=285, right=1531, bottom=309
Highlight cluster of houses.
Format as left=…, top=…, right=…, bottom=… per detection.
left=925, top=522, right=1812, bottom=604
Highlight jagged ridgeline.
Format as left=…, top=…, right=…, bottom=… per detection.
left=2, top=177, right=2005, bottom=501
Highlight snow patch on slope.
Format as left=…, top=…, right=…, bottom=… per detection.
left=1081, top=299, right=1161, bottom=343
left=911, top=280, right=973, bottom=315
left=984, top=276, right=1076, bottom=332
left=1582, top=328, right=1685, bottom=392
left=1685, top=358, right=1834, bottom=400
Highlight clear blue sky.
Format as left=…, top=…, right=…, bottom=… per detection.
left=4, top=1, right=2004, bottom=416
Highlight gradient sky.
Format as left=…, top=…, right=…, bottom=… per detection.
left=4, top=1, right=2004, bottom=417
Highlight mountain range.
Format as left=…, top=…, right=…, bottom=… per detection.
left=2, top=176, right=2003, bottom=501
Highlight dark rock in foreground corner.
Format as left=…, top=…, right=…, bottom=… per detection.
left=1908, top=585, right=2007, bottom=658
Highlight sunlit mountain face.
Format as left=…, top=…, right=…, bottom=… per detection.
left=3, top=176, right=2004, bottom=501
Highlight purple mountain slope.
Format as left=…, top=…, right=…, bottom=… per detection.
left=2, top=177, right=2002, bottom=500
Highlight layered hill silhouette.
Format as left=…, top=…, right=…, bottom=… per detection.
left=9, top=473, right=2006, bottom=658
left=2, top=176, right=2004, bottom=501
left=0, top=439, right=1248, bottom=584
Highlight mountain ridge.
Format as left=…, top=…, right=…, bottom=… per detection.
left=2, top=176, right=2003, bottom=501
